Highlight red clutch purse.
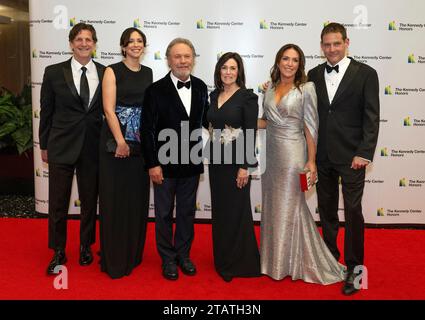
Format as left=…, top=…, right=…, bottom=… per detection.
left=299, top=170, right=317, bottom=192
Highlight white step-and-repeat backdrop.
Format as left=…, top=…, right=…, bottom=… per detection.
left=30, top=0, right=425, bottom=224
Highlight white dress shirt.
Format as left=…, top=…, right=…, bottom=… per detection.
left=71, top=57, right=99, bottom=108
left=324, top=56, right=351, bottom=104
left=170, top=72, right=192, bottom=117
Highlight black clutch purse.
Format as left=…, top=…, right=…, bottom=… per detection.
left=106, top=139, right=141, bottom=156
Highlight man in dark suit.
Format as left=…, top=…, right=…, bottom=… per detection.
left=308, top=23, right=379, bottom=295
left=39, top=23, right=105, bottom=275
left=142, top=38, right=209, bottom=280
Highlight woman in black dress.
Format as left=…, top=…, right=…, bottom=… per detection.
left=99, top=28, right=152, bottom=279
left=207, top=52, right=260, bottom=282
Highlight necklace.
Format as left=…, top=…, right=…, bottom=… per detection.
left=123, top=60, right=141, bottom=72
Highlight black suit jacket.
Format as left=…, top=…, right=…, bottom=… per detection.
left=39, top=58, right=105, bottom=164
left=142, top=72, right=209, bottom=178
left=307, top=57, right=380, bottom=164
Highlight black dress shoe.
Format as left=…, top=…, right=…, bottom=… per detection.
left=79, top=245, right=93, bottom=266
left=46, top=250, right=67, bottom=275
left=178, top=258, right=197, bottom=276
left=342, top=270, right=360, bottom=296
left=162, top=261, right=178, bottom=280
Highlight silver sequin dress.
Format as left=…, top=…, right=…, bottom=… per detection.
left=260, top=82, right=345, bottom=284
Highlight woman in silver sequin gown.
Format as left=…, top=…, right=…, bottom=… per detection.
left=259, top=44, right=345, bottom=284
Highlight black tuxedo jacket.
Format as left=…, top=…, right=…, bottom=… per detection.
left=308, top=57, right=380, bottom=164
left=142, top=72, right=209, bottom=178
left=39, top=58, right=105, bottom=164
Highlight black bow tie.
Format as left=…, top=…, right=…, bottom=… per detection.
left=177, top=80, right=191, bottom=89
left=326, top=64, right=339, bottom=73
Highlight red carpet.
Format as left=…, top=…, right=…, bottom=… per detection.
left=0, top=218, right=424, bottom=300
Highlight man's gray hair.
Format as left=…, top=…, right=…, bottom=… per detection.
left=165, top=38, right=196, bottom=58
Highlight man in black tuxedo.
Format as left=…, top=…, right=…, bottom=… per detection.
left=142, top=38, right=209, bottom=280
left=308, top=23, right=379, bottom=295
left=39, top=23, right=105, bottom=275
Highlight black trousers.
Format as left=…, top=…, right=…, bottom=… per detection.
left=153, top=175, right=199, bottom=265
left=48, top=150, right=98, bottom=250
left=316, top=161, right=365, bottom=271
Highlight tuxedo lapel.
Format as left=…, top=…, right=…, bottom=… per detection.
left=331, top=58, right=360, bottom=106
left=87, top=61, right=104, bottom=110
left=188, top=75, right=200, bottom=122
left=165, top=73, right=190, bottom=119
left=316, top=63, right=331, bottom=107
left=62, top=59, right=80, bottom=103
